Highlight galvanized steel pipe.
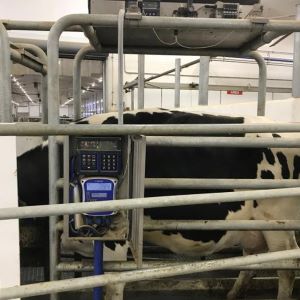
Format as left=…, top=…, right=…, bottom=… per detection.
left=102, top=60, right=109, bottom=113
left=73, top=46, right=94, bottom=120
left=144, top=219, right=300, bottom=231
left=56, top=260, right=300, bottom=272
left=2, top=249, right=300, bottom=299
left=0, top=22, right=12, bottom=122
left=13, top=43, right=48, bottom=123
left=241, top=31, right=284, bottom=53
left=248, top=51, right=267, bottom=116
left=146, top=136, right=300, bottom=148
left=293, top=5, right=300, bottom=98
left=145, top=178, right=300, bottom=189
left=131, top=88, right=135, bottom=110
left=175, top=58, right=181, bottom=108
left=2, top=19, right=82, bottom=31
left=3, top=17, right=300, bottom=32
left=118, top=10, right=125, bottom=124
left=124, top=58, right=200, bottom=90
left=2, top=123, right=300, bottom=136
left=82, top=25, right=102, bottom=52
left=1, top=187, right=300, bottom=220
left=10, top=48, right=47, bottom=75
left=105, top=46, right=241, bottom=57
left=138, top=54, right=145, bottom=109
left=198, top=56, right=210, bottom=105
left=129, top=16, right=259, bottom=30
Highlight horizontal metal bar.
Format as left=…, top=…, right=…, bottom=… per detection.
left=56, top=259, right=300, bottom=272
left=2, top=19, right=82, bottom=31
left=144, top=82, right=292, bottom=93
left=1, top=187, right=300, bottom=220
left=2, top=16, right=300, bottom=33
left=145, top=178, right=300, bottom=189
left=124, top=58, right=200, bottom=90
left=2, top=249, right=300, bottom=299
left=146, top=136, right=300, bottom=148
left=3, top=123, right=300, bottom=136
left=9, top=37, right=104, bottom=60
left=103, top=46, right=241, bottom=57
left=144, top=219, right=300, bottom=231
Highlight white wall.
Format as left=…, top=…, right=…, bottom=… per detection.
left=0, top=137, right=20, bottom=293
left=179, top=98, right=300, bottom=122
left=106, top=52, right=294, bottom=111
left=0, top=0, right=88, bottom=42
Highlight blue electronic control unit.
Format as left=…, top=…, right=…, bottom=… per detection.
left=81, top=177, right=117, bottom=217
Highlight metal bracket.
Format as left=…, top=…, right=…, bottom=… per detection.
left=125, top=12, right=142, bottom=20
left=250, top=17, right=269, bottom=24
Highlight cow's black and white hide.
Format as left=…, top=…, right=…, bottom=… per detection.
left=17, top=109, right=300, bottom=299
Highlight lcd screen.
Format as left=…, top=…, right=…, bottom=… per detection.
left=86, top=182, right=112, bottom=191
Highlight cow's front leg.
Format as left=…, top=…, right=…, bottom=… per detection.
left=105, top=283, right=125, bottom=300
left=225, top=230, right=267, bottom=299
left=263, top=231, right=298, bottom=300
left=226, top=248, right=261, bottom=300
left=227, top=269, right=256, bottom=300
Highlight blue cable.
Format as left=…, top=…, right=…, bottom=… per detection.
left=93, top=240, right=104, bottom=300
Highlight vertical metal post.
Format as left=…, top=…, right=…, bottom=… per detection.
left=0, top=23, right=12, bottom=122
left=174, top=58, right=181, bottom=108
left=93, top=241, right=104, bottom=300
left=47, top=19, right=64, bottom=300
left=293, top=4, right=300, bottom=98
left=248, top=51, right=267, bottom=116
left=131, top=136, right=146, bottom=269
left=73, top=46, right=94, bottom=120
left=138, top=54, right=145, bottom=109
left=63, top=137, right=70, bottom=243
left=131, top=88, right=135, bottom=110
left=198, top=56, right=210, bottom=105
left=41, top=75, right=48, bottom=124
left=103, top=60, right=108, bottom=113
left=118, top=9, right=125, bottom=124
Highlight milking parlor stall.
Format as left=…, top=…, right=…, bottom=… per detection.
left=3, top=0, right=300, bottom=299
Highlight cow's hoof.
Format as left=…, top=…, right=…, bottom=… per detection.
left=226, top=291, right=237, bottom=300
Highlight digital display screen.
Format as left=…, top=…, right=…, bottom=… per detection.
left=143, top=2, right=158, bottom=8
left=78, top=139, right=120, bottom=150
left=91, top=192, right=108, bottom=198
left=86, top=182, right=112, bottom=191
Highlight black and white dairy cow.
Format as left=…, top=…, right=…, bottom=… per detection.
left=17, top=109, right=300, bottom=299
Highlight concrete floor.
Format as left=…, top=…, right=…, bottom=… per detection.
left=23, top=290, right=283, bottom=300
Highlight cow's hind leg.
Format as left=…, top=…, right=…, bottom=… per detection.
left=263, top=231, right=298, bottom=300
